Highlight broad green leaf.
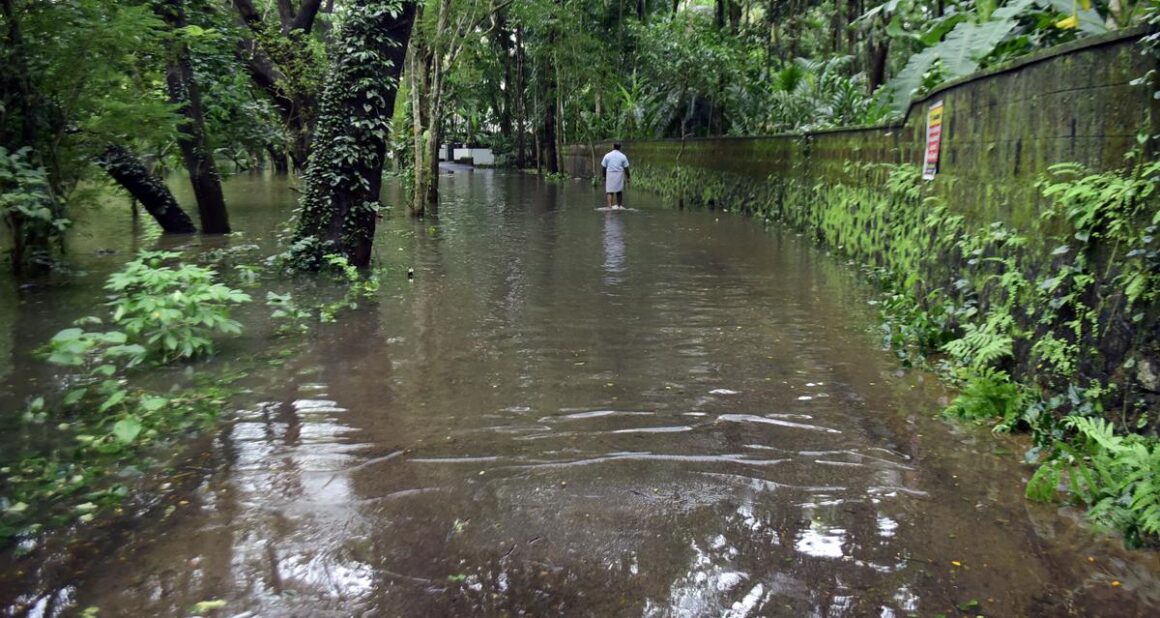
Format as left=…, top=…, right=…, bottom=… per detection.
left=98, top=390, right=127, bottom=413
left=112, top=417, right=143, bottom=444
left=139, top=396, right=168, bottom=412
left=52, top=328, right=84, bottom=342
left=63, top=388, right=88, bottom=406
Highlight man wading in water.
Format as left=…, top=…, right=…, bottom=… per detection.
left=601, top=143, right=630, bottom=209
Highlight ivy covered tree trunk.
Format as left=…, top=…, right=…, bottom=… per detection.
left=156, top=0, right=231, bottom=234
left=98, top=145, right=197, bottom=234
left=292, top=0, right=416, bottom=269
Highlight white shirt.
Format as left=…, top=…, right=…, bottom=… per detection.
left=601, top=150, right=629, bottom=173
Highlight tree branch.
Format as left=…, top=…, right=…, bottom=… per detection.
left=276, top=0, right=296, bottom=28
left=232, top=0, right=264, bottom=31
left=290, top=0, right=324, bottom=33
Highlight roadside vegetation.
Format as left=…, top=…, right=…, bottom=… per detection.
left=881, top=157, right=1160, bottom=547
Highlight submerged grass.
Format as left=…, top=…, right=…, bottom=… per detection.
left=0, top=249, right=383, bottom=558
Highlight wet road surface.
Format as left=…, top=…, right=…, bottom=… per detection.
left=4, top=171, right=1160, bottom=616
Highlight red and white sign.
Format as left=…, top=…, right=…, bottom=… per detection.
left=923, top=100, right=944, bottom=180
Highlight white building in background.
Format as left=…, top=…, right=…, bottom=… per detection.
left=438, top=144, right=496, bottom=166
left=452, top=147, right=495, bottom=166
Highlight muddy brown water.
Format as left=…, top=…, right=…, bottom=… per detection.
left=2, top=171, right=1158, bottom=617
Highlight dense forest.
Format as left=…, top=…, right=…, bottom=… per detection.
left=1, top=0, right=1145, bottom=269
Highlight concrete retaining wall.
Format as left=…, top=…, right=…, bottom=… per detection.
left=565, top=28, right=1158, bottom=230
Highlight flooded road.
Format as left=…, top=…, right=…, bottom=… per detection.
left=3, top=170, right=1159, bottom=616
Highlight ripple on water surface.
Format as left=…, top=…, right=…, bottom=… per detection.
left=43, top=172, right=1160, bottom=617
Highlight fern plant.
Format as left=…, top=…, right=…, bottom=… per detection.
left=1030, top=416, right=1160, bottom=546
left=942, top=312, right=1016, bottom=369
left=945, top=368, right=1027, bottom=427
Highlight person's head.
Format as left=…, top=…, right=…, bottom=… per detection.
left=613, top=142, right=622, bottom=151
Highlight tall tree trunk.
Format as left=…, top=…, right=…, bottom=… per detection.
left=846, top=0, right=859, bottom=71
left=158, top=0, right=230, bottom=233
left=292, top=0, right=416, bottom=269
left=866, top=36, right=889, bottom=93
left=410, top=0, right=463, bottom=216
left=764, top=0, right=775, bottom=67
left=423, top=106, right=441, bottom=207
left=715, top=0, right=725, bottom=29
left=496, top=14, right=513, bottom=141
left=542, top=86, right=558, bottom=173
left=727, top=0, right=741, bottom=33
left=98, top=145, right=197, bottom=233
left=1, top=0, right=36, bottom=150
left=410, top=39, right=432, bottom=217
left=515, top=25, right=527, bottom=168
left=554, top=50, right=564, bottom=173
left=542, top=26, right=558, bottom=173
left=266, top=145, right=290, bottom=174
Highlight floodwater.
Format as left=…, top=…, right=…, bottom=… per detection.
left=2, top=170, right=1159, bottom=616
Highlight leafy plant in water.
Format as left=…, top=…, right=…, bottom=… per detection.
left=318, top=253, right=381, bottom=322
left=2, top=252, right=251, bottom=547
left=267, top=292, right=312, bottom=335
left=945, top=368, right=1027, bottom=429
left=104, top=251, right=252, bottom=362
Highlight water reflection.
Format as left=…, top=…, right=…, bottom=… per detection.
left=602, top=211, right=626, bottom=284
left=29, top=171, right=1160, bottom=616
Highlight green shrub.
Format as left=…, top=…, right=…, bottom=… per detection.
left=945, top=369, right=1026, bottom=427
left=0, top=146, right=69, bottom=270
left=104, top=251, right=252, bottom=362
left=3, top=252, right=252, bottom=547
left=1029, top=416, right=1160, bottom=547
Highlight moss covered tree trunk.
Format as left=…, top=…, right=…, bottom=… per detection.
left=409, top=32, right=438, bottom=218
left=292, top=0, right=416, bottom=269
left=98, top=145, right=197, bottom=233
